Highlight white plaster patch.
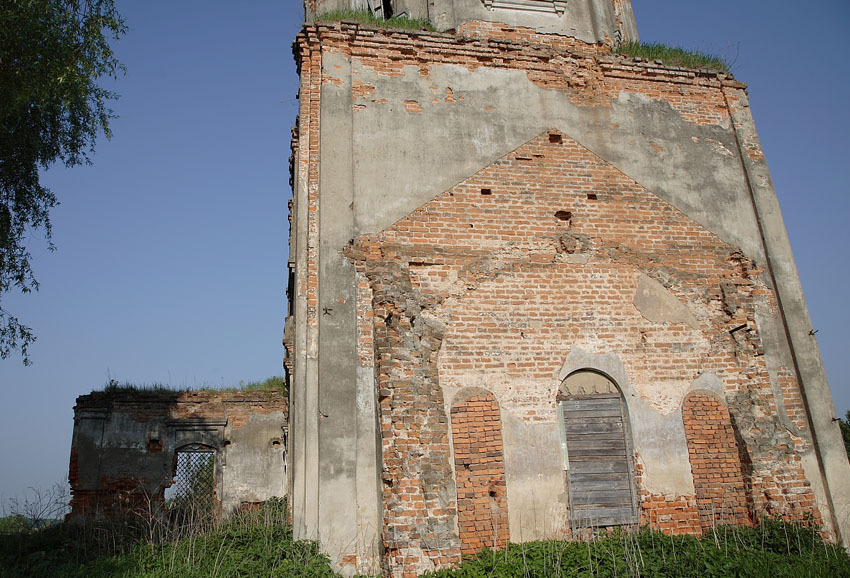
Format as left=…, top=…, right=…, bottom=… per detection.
left=633, top=273, right=700, bottom=329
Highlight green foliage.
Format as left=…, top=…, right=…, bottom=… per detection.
left=317, top=9, right=434, bottom=31
left=3, top=508, right=846, bottom=577
left=237, top=375, right=287, bottom=392
left=0, top=499, right=340, bottom=578
left=0, top=515, right=29, bottom=535
left=101, top=379, right=177, bottom=394
left=96, top=376, right=287, bottom=395
left=0, top=0, right=126, bottom=364
left=839, top=411, right=850, bottom=461
left=423, top=522, right=850, bottom=578
left=614, top=41, right=729, bottom=73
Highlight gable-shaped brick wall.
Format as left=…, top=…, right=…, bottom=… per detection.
left=345, top=130, right=823, bottom=574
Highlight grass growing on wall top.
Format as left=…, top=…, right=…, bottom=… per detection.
left=93, top=376, right=287, bottom=394
left=316, top=9, right=434, bottom=31
left=229, top=375, right=287, bottom=392
left=100, top=379, right=178, bottom=394
left=615, top=41, right=729, bottom=73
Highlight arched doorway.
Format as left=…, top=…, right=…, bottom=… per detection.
left=558, top=370, right=638, bottom=529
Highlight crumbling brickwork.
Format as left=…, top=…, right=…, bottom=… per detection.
left=288, top=13, right=843, bottom=576
left=339, top=127, right=821, bottom=572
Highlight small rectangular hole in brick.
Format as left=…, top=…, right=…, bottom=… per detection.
left=549, top=133, right=562, bottom=144
left=480, top=188, right=492, bottom=195
left=587, top=193, right=598, bottom=200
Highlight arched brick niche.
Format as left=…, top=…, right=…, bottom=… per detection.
left=450, top=389, right=509, bottom=554
left=682, top=392, right=751, bottom=530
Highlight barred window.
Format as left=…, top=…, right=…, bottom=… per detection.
left=166, top=447, right=217, bottom=514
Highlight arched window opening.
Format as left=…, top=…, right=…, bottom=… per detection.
left=558, top=370, right=638, bottom=529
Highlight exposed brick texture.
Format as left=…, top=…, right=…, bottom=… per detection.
left=364, top=258, right=462, bottom=576
left=450, top=392, right=509, bottom=554
left=683, top=393, right=752, bottom=529
left=344, top=127, right=824, bottom=571
left=291, top=20, right=825, bottom=576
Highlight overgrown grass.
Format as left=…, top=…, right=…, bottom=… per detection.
left=0, top=499, right=336, bottom=578
left=3, top=505, right=846, bottom=577
left=615, top=41, right=728, bottom=73
left=100, top=379, right=181, bottom=394
left=94, top=376, right=287, bottom=395
left=424, top=520, right=850, bottom=577
left=317, top=9, right=434, bottom=31
left=229, top=375, right=286, bottom=392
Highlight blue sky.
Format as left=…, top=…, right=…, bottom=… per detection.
left=1, top=1, right=848, bottom=503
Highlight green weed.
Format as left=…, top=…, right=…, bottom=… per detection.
left=615, top=42, right=729, bottom=73
left=316, top=9, right=434, bottom=31
left=94, top=376, right=287, bottom=395
left=423, top=522, right=850, bottom=577
left=0, top=499, right=337, bottom=578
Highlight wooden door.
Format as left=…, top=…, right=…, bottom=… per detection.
left=560, top=390, right=638, bottom=529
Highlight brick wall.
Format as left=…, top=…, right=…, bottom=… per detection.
left=293, top=20, right=825, bottom=576
left=69, top=390, right=288, bottom=519
left=342, top=128, right=824, bottom=572
left=362, top=257, right=462, bottom=577
left=450, top=391, right=509, bottom=554
left=683, top=393, right=751, bottom=529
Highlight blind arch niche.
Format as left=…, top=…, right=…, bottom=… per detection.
left=558, top=370, right=639, bottom=529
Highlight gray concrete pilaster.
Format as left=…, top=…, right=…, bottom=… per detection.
left=724, top=85, right=850, bottom=545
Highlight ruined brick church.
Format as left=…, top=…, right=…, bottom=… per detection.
left=282, top=0, right=850, bottom=576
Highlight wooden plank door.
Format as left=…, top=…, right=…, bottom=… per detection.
left=561, top=393, right=638, bottom=528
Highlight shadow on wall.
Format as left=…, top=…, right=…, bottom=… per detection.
left=68, top=389, right=289, bottom=523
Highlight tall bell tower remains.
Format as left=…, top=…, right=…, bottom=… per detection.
left=286, top=1, right=850, bottom=575
left=306, top=0, right=637, bottom=44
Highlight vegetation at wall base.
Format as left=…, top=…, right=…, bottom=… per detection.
left=317, top=9, right=435, bottom=32
left=614, top=42, right=729, bottom=73
left=0, top=499, right=339, bottom=578
left=424, top=519, right=849, bottom=577
left=2, top=504, right=847, bottom=577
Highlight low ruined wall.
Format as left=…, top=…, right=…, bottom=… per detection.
left=69, top=390, right=288, bottom=518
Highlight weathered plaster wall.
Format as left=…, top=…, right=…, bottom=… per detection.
left=288, top=18, right=850, bottom=576
left=305, top=0, right=638, bottom=43
left=69, top=390, right=288, bottom=518
left=348, top=131, right=824, bottom=573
